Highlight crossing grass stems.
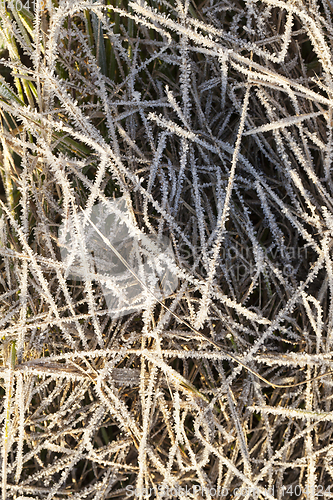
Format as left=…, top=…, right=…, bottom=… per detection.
left=0, top=0, right=333, bottom=498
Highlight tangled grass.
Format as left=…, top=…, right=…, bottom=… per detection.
left=0, top=0, right=333, bottom=498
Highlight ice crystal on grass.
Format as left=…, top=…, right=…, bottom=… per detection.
left=1, top=0, right=333, bottom=498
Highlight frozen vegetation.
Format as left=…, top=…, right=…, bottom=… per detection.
left=0, top=0, right=333, bottom=498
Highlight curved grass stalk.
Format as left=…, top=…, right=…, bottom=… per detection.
left=1, top=340, right=16, bottom=500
